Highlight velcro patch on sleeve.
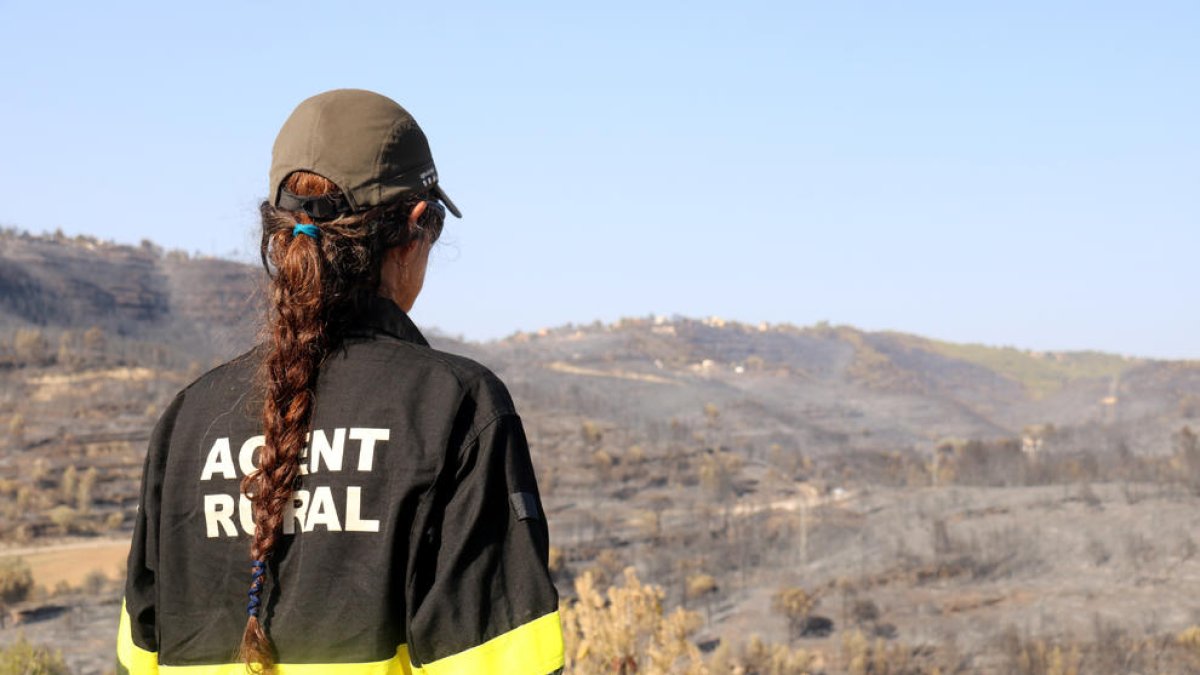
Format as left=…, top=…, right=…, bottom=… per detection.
left=509, top=492, right=541, bottom=522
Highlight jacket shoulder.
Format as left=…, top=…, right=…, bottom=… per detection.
left=352, top=338, right=520, bottom=450
left=411, top=344, right=518, bottom=419
left=141, top=348, right=261, bottom=433
left=335, top=334, right=519, bottom=419
left=178, top=347, right=261, bottom=398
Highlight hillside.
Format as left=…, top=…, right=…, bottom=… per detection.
left=3, top=229, right=1200, bottom=673
left=1, top=229, right=1194, bottom=458
left=487, top=317, right=1194, bottom=457
left=0, top=229, right=260, bottom=366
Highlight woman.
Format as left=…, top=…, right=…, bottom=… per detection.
left=117, top=89, right=564, bottom=674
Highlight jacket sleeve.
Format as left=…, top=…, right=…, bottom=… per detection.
left=405, top=411, right=564, bottom=675
left=117, top=390, right=185, bottom=675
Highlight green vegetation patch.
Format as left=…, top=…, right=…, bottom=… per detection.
left=913, top=337, right=1136, bottom=398
left=0, top=635, right=69, bottom=675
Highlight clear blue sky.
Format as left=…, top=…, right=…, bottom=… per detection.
left=2, top=2, right=1197, bottom=358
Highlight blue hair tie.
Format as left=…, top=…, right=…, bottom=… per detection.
left=247, top=560, right=266, bottom=617
left=293, top=223, right=319, bottom=239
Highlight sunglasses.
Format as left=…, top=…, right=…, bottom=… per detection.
left=417, top=200, right=446, bottom=242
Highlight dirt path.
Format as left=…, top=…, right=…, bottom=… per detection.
left=0, top=537, right=131, bottom=590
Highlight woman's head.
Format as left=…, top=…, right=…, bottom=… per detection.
left=259, top=170, right=444, bottom=316
left=239, top=90, right=456, bottom=672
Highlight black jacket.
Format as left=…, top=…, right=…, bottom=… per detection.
left=118, top=296, right=563, bottom=674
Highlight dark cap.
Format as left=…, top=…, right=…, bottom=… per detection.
left=270, top=89, right=461, bottom=219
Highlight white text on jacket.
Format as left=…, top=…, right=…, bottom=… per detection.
left=199, top=427, right=390, bottom=537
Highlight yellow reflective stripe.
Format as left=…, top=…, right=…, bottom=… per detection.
left=118, top=598, right=160, bottom=674
left=119, top=598, right=415, bottom=674
left=415, top=610, right=564, bottom=675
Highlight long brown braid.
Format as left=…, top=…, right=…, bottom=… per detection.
left=237, top=171, right=439, bottom=672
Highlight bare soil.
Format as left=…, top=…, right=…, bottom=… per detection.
left=0, top=537, right=129, bottom=590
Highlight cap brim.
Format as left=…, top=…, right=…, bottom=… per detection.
left=432, top=184, right=462, bottom=219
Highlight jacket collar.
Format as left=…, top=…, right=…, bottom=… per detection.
left=353, top=295, right=430, bottom=347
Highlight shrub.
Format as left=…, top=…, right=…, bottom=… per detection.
left=772, top=586, right=818, bottom=642
left=6, top=414, right=24, bottom=446
left=59, top=466, right=77, bottom=505
left=560, top=567, right=704, bottom=674
left=685, top=573, right=717, bottom=600
left=851, top=598, right=880, bottom=626
left=83, top=569, right=108, bottom=595
left=581, top=420, right=603, bottom=446
left=0, top=635, right=69, bottom=675
left=46, top=506, right=79, bottom=535
left=76, top=467, right=98, bottom=513
left=840, top=629, right=921, bottom=675
left=0, top=557, right=33, bottom=606
left=12, top=329, right=49, bottom=365
left=105, top=511, right=125, bottom=530
left=708, top=635, right=818, bottom=675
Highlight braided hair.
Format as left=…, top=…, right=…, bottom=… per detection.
left=237, top=170, right=440, bottom=672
